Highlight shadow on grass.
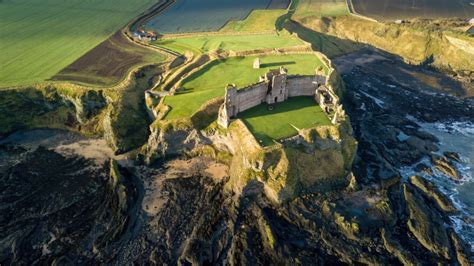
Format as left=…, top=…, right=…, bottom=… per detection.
left=238, top=97, right=317, bottom=119
left=260, top=61, right=296, bottom=68
left=173, top=88, right=195, bottom=95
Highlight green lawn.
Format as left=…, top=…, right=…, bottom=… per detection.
left=0, top=0, right=157, bottom=87
left=163, top=54, right=328, bottom=119
left=154, top=31, right=304, bottom=55
left=220, top=9, right=287, bottom=33
left=238, top=97, right=331, bottom=146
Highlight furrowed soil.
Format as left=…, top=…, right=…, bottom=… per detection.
left=352, top=0, right=474, bottom=20
left=53, top=32, right=165, bottom=86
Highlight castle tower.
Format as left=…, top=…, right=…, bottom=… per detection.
left=217, top=84, right=238, bottom=128
left=266, top=67, right=288, bottom=104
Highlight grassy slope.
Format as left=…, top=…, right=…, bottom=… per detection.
left=220, top=9, right=286, bottom=32
left=154, top=32, right=304, bottom=55
left=164, top=54, right=327, bottom=119
left=290, top=0, right=474, bottom=73
left=0, top=0, right=157, bottom=87
left=238, top=97, right=331, bottom=146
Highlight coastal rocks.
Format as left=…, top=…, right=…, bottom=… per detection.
left=0, top=87, right=107, bottom=137
left=403, top=184, right=451, bottom=259
left=0, top=146, right=136, bottom=264
left=409, top=175, right=457, bottom=213
left=431, top=154, right=461, bottom=181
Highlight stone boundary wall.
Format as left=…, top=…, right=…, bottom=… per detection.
left=345, top=0, right=379, bottom=23
left=162, top=54, right=210, bottom=92
left=154, top=46, right=314, bottom=96
left=161, top=30, right=278, bottom=40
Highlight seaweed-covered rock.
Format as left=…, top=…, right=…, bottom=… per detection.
left=403, top=184, right=451, bottom=259
left=431, top=155, right=460, bottom=180
left=409, top=175, right=457, bottom=213
left=0, top=147, right=135, bottom=264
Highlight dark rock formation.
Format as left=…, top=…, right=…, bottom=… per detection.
left=0, top=146, right=134, bottom=264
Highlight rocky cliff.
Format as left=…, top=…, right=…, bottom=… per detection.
left=288, top=16, right=474, bottom=80
left=0, top=86, right=107, bottom=138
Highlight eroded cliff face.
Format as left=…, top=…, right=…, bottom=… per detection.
left=221, top=119, right=357, bottom=202
left=0, top=65, right=164, bottom=154
left=288, top=16, right=474, bottom=79
left=0, top=86, right=107, bottom=138
left=111, top=158, right=471, bottom=265
left=0, top=145, right=134, bottom=264
left=143, top=103, right=357, bottom=202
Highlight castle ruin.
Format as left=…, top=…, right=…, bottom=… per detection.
left=217, top=67, right=345, bottom=128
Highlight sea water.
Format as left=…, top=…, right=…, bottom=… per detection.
left=401, top=120, right=474, bottom=250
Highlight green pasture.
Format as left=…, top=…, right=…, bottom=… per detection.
left=220, top=9, right=286, bottom=33
left=293, top=0, right=348, bottom=19
left=0, top=0, right=157, bottom=87
left=154, top=31, right=304, bottom=55
left=238, top=96, right=331, bottom=146
left=163, top=54, right=328, bottom=119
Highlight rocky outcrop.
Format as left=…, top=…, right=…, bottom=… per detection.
left=0, top=146, right=135, bottom=264
left=220, top=118, right=357, bottom=202
left=409, top=175, right=457, bottom=213
left=0, top=86, right=107, bottom=137
left=431, top=154, right=461, bottom=181
left=143, top=97, right=223, bottom=163
left=403, top=184, right=451, bottom=259
left=290, top=16, right=474, bottom=79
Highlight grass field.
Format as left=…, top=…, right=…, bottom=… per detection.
left=238, top=97, right=331, bottom=146
left=293, top=0, right=348, bottom=20
left=0, top=0, right=157, bottom=87
left=154, top=31, right=304, bottom=55
left=163, top=54, right=328, bottom=119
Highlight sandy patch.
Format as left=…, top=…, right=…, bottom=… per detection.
left=54, top=139, right=115, bottom=165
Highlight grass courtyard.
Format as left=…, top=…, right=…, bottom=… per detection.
left=238, top=97, right=331, bottom=146
left=0, top=0, right=157, bottom=87
left=163, top=54, right=328, bottom=119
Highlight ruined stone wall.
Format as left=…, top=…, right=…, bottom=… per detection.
left=233, top=82, right=268, bottom=113
left=267, top=74, right=288, bottom=104
left=286, top=76, right=318, bottom=97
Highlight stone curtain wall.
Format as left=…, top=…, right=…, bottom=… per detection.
left=230, top=82, right=268, bottom=115
left=286, top=76, right=320, bottom=97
